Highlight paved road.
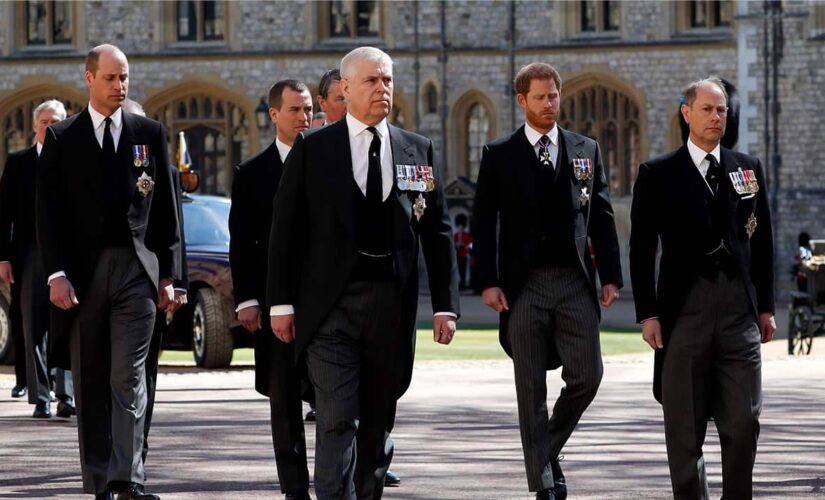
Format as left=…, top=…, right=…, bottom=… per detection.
left=1, top=341, right=823, bottom=499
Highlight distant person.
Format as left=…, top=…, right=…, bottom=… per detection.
left=794, top=231, right=813, bottom=292
left=311, top=111, right=327, bottom=129
left=316, top=68, right=346, bottom=124
left=453, top=214, right=472, bottom=290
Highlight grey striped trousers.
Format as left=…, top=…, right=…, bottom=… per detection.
left=506, top=266, right=602, bottom=492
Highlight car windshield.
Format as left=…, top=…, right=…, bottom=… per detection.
left=182, top=200, right=230, bottom=247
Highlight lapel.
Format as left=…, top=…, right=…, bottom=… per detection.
left=389, top=124, right=414, bottom=227
left=120, top=111, right=142, bottom=222
left=559, top=128, right=588, bottom=209
left=511, top=126, right=541, bottom=211
left=74, top=108, right=105, bottom=203
left=673, top=145, right=712, bottom=205
left=327, top=120, right=355, bottom=238
left=719, top=146, right=742, bottom=213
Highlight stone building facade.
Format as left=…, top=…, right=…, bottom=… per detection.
left=1, top=0, right=823, bottom=298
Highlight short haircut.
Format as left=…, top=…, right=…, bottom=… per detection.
left=340, top=47, right=393, bottom=80
left=121, top=98, right=145, bottom=117
left=514, top=63, right=562, bottom=95
left=318, top=69, right=341, bottom=98
left=267, top=79, right=309, bottom=110
left=85, top=44, right=125, bottom=76
left=32, top=99, right=67, bottom=122
left=682, top=77, right=728, bottom=107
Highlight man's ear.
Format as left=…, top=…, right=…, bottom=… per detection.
left=680, top=103, right=690, bottom=125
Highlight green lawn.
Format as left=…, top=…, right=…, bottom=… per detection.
left=159, top=329, right=647, bottom=365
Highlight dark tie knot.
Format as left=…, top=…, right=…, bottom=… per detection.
left=367, top=126, right=379, bottom=138
left=104, top=117, right=112, bottom=128
left=538, top=135, right=551, bottom=148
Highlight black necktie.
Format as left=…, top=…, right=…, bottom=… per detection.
left=102, top=117, right=116, bottom=159
left=538, top=134, right=554, bottom=169
left=705, top=153, right=721, bottom=194
left=366, top=126, right=382, bottom=203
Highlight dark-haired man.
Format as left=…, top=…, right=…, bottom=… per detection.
left=229, top=79, right=313, bottom=500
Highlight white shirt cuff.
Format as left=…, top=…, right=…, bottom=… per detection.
left=641, top=316, right=659, bottom=323
left=48, top=271, right=66, bottom=285
left=434, top=312, right=457, bottom=318
left=174, top=288, right=187, bottom=294
left=0, top=261, right=9, bottom=264
left=235, top=299, right=260, bottom=313
left=270, top=304, right=295, bottom=316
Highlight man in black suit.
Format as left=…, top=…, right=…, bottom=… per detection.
left=0, top=99, right=74, bottom=418
left=37, top=44, right=181, bottom=500
left=229, top=79, right=313, bottom=500
left=471, top=63, right=622, bottom=500
left=268, top=46, right=460, bottom=499
left=630, top=77, right=775, bottom=499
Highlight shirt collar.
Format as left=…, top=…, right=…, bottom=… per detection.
left=88, top=102, right=123, bottom=131
left=36, top=142, right=43, bottom=156
left=524, top=122, right=558, bottom=147
left=346, top=113, right=388, bottom=141
left=274, top=137, right=292, bottom=163
left=687, top=137, right=720, bottom=168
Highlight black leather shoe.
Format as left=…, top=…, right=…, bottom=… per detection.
left=535, top=489, right=556, bottom=500
left=57, top=400, right=76, bottom=418
left=116, top=483, right=160, bottom=500
left=32, top=402, right=51, bottom=418
left=550, top=457, right=567, bottom=500
left=95, top=490, right=114, bottom=500
left=384, top=470, right=401, bottom=487
left=11, top=385, right=27, bottom=398
left=305, top=409, right=316, bottom=422
left=284, top=491, right=310, bottom=500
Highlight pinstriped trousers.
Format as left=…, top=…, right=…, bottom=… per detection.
left=507, top=266, right=602, bottom=492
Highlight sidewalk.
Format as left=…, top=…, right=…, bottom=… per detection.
left=0, top=341, right=822, bottom=499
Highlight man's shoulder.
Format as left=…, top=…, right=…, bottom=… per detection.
left=389, top=125, right=431, bottom=148
left=49, top=111, right=84, bottom=136
left=6, top=145, right=35, bottom=163
left=485, top=127, right=524, bottom=151
left=645, top=146, right=685, bottom=171
left=303, top=119, right=345, bottom=146
left=236, top=141, right=278, bottom=172
left=559, top=127, right=599, bottom=150
left=127, top=112, right=163, bottom=136
left=723, top=147, right=760, bottom=168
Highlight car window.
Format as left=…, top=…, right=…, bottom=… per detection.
left=182, top=201, right=230, bottom=246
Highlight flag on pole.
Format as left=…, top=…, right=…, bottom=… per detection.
left=177, top=130, right=192, bottom=171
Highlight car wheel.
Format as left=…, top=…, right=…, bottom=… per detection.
left=191, top=287, right=233, bottom=368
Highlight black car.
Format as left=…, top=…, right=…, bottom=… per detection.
left=162, top=193, right=250, bottom=368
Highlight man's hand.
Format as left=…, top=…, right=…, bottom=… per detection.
left=433, top=315, right=457, bottom=345
left=271, top=314, right=295, bottom=343
left=238, top=305, right=262, bottom=333
left=642, top=318, right=664, bottom=350
left=759, top=312, right=776, bottom=343
left=482, top=287, right=509, bottom=313
left=158, top=278, right=175, bottom=311
left=166, top=290, right=187, bottom=314
left=601, top=283, right=620, bottom=307
left=50, top=276, right=79, bottom=310
left=0, top=262, right=14, bottom=284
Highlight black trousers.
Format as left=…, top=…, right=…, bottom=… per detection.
left=9, top=281, right=26, bottom=388
left=506, top=266, right=602, bottom=492
left=141, top=312, right=165, bottom=472
left=662, top=268, right=761, bottom=500
left=70, top=248, right=156, bottom=494
left=306, top=281, right=404, bottom=500
left=254, top=321, right=311, bottom=495
left=20, top=246, right=72, bottom=405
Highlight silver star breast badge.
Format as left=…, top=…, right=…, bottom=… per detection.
left=413, top=193, right=427, bottom=221
left=579, top=186, right=590, bottom=206
left=746, top=213, right=757, bottom=239
left=136, top=172, right=155, bottom=198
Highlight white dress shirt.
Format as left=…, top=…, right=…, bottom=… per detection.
left=686, top=137, right=721, bottom=194
left=524, top=122, right=559, bottom=168
left=236, top=137, right=293, bottom=314
left=346, top=113, right=393, bottom=201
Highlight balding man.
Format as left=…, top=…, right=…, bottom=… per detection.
left=0, top=99, right=74, bottom=418
left=37, top=44, right=180, bottom=500
left=630, top=77, right=775, bottom=499
left=268, top=47, right=459, bottom=499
